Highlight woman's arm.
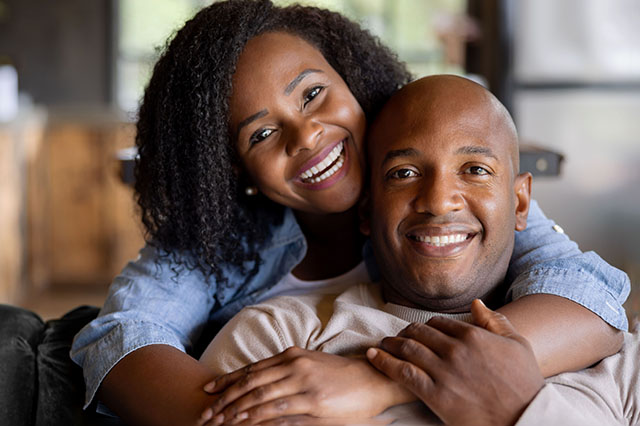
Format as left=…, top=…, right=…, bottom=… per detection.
left=98, top=345, right=218, bottom=426
left=501, top=200, right=629, bottom=376
left=70, top=245, right=219, bottom=424
left=497, top=294, right=622, bottom=377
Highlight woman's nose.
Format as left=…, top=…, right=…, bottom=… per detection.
left=414, top=173, right=464, bottom=217
left=285, top=117, right=323, bottom=156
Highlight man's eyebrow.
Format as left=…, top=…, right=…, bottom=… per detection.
left=382, top=148, right=420, bottom=166
left=284, top=69, right=323, bottom=95
left=455, top=145, right=498, bottom=159
left=237, top=109, right=268, bottom=134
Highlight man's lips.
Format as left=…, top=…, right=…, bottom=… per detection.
left=404, top=226, right=479, bottom=257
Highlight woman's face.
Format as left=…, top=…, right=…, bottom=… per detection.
left=229, top=32, right=367, bottom=214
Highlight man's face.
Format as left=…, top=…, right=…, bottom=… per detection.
left=364, top=76, right=530, bottom=313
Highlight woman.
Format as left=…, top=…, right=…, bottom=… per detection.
left=70, top=1, right=629, bottom=425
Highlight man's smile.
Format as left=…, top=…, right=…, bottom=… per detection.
left=404, top=225, right=480, bottom=258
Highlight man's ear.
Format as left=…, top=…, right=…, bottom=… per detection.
left=359, top=190, right=371, bottom=236
left=514, top=172, right=532, bottom=231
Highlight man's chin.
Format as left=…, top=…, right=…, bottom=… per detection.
left=392, top=281, right=478, bottom=313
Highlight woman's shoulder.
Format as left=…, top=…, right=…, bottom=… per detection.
left=122, top=243, right=211, bottom=282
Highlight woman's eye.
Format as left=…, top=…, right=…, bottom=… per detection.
left=464, top=166, right=490, bottom=176
left=390, top=168, right=418, bottom=179
left=249, top=128, right=274, bottom=146
left=303, top=86, right=324, bottom=106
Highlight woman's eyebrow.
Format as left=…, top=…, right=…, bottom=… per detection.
left=237, top=109, right=268, bottom=134
left=284, top=69, right=323, bottom=95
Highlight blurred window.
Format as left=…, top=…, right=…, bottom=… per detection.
left=116, top=0, right=466, bottom=113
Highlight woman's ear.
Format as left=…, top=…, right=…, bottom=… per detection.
left=359, top=190, right=371, bottom=236
left=514, top=172, right=532, bottom=231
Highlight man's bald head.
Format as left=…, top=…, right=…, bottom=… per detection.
left=371, top=75, right=520, bottom=177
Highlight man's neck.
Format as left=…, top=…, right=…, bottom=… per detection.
left=381, top=279, right=508, bottom=314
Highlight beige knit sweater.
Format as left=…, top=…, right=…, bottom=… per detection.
left=200, top=282, right=640, bottom=425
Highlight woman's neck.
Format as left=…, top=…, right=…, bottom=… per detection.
left=292, top=208, right=364, bottom=281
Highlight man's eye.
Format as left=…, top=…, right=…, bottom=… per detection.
left=249, top=128, right=274, bottom=146
left=390, top=168, right=418, bottom=179
left=465, top=166, right=490, bottom=176
left=303, top=86, right=324, bottom=106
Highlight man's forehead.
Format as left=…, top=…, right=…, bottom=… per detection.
left=371, top=75, right=518, bottom=170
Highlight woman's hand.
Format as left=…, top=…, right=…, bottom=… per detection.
left=199, top=347, right=414, bottom=425
left=366, top=300, right=544, bottom=426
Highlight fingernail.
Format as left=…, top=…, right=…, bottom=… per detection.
left=366, top=348, right=378, bottom=359
left=204, top=380, right=216, bottom=393
left=213, top=413, right=224, bottom=425
left=201, top=408, right=213, bottom=421
left=477, top=299, right=487, bottom=307
left=236, top=412, right=248, bottom=420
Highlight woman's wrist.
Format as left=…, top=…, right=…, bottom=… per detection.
left=355, top=357, right=417, bottom=410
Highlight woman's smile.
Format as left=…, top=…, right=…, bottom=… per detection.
left=295, top=139, right=350, bottom=189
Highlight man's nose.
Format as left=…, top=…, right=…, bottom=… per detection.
left=285, top=116, right=323, bottom=156
left=413, top=173, right=465, bottom=216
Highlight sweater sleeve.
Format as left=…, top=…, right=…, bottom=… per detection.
left=516, top=384, right=603, bottom=426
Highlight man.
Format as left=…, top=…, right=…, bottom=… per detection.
left=363, top=75, right=639, bottom=426
left=199, top=76, right=639, bottom=425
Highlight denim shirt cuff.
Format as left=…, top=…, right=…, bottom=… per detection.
left=76, top=321, right=185, bottom=409
left=508, top=268, right=629, bottom=331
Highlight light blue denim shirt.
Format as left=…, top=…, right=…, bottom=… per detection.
left=70, top=200, right=630, bottom=408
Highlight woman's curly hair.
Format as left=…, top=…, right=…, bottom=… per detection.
left=135, top=0, right=411, bottom=285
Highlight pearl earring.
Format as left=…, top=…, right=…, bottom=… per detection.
left=245, top=186, right=258, bottom=196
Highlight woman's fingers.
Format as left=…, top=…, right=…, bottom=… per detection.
left=207, top=364, right=293, bottom=418
left=220, top=394, right=314, bottom=426
left=213, top=378, right=306, bottom=425
left=205, top=350, right=297, bottom=394
left=249, top=414, right=392, bottom=426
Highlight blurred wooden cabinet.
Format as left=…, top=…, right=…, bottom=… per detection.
left=0, top=110, right=46, bottom=303
left=0, top=114, right=145, bottom=304
left=34, top=119, right=145, bottom=289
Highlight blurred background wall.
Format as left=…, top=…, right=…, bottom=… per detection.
left=511, top=0, right=640, bottom=317
left=0, top=0, right=638, bottom=320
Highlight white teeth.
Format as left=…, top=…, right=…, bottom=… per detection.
left=413, top=233, right=468, bottom=246
left=299, top=141, right=345, bottom=183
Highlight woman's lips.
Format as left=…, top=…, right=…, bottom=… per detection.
left=296, top=139, right=345, bottom=181
left=295, top=139, right=350, bottom=190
